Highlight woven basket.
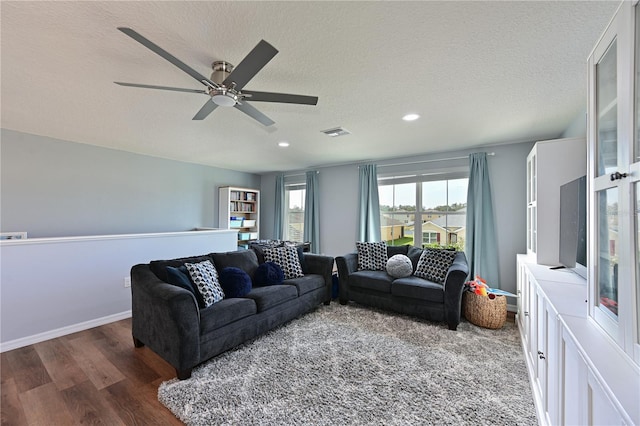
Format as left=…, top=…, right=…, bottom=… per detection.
left=463, top=291, right=507, bottom=329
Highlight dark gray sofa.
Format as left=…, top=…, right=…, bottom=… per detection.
left=336, top=245, right=469, bottom=330
left=130, top=249, right=333, bottom=379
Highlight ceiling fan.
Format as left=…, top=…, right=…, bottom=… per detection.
left=115, top=27, right=318, bottom=126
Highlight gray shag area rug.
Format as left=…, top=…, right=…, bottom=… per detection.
left=158, top=304, right=536, bottom=425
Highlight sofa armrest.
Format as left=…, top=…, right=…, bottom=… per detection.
left=335, top=253, right=358, bottom=304
left=130, top=264, right=201, bottom=372
left=442, top=252, right=470, bottom=330
left=302, top=253, right=335, bottom=303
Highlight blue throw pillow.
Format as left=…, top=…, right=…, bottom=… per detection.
left=219, top=267, right=252, bottom=298
left=254, top=261, right=284, bottom=286
left=165, top=265, right=205, bottom=308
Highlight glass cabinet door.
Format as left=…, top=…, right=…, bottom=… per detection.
left=596, top=39, right=618, bottom=177
left=634, top=2, right=640, bottom=356
left=598, top=188, right=619, bottom=319
left=589, top=1, right=640, bottom=362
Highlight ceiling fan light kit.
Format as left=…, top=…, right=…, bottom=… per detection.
left=115, top=27, right=318, bottom=126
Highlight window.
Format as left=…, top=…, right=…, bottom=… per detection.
left=378, top=182, right=416, bottom=246
left=379, top=174, right=468, bottom=250
left=423, top=232, right=439, bottom=244
left=284, top=184, right=305, bottom=242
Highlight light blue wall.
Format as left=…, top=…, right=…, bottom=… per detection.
left=0, top=129, right=260, bottom=238
left=261, top=141, right=535, bottom=295
left=561, top=109, right=587, bottom=138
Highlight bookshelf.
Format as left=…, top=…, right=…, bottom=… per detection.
left=218, top=186, right=260, bottom=248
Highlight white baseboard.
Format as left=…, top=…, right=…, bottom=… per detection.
left=0, top=310, right=132, bottom=353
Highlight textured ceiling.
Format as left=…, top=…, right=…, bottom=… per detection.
left=1, top=1, right=620, bottom=173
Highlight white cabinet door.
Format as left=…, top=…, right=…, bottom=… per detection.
left=535, top=286, right=547, bottom=407
left=587, top=371, right=624, bottom=425
left=562, top=327, right=589, bottom=425
left=544, top=301, right=561, bottom=426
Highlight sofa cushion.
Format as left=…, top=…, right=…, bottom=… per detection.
left=211, top=250, right=260, bottom=279
left=284, top=274, right=325, bottom=296
left=150, top=255, right=214, bottom=283
left=264, top=246, right=304, bottom=279
left=165, top=265, right=204, bottom=308
left=199, top=298, right=257, bottom=332
left=407, top=246, right=423, bottom=272
left=387, top=245, right=409, bottom=257
left=210, top=250, right=258, bottom=277
left=245, top=285, right=298, bottom=312
left=356, top=241, right=388, bottom=271
left=391, top=276, right=444, bottom=303
left=254, top=261, right=285, bottom=286
left=185, top=260, right=225, bottom=307
left=350, top=270, right=393, bottom=293
left=219, top=267, right=253, bottom=298
left=414, top=249, right=457, bottom=284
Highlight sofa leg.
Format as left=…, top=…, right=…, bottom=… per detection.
left=324, top=300, right=331, bottom=305
left=176, top=368, right=192, bottom=380
left=133, top=336, right=145, bottom=348
left=448, top=323, right=458, bottom=331
left=339, top=299, right=348, bottom=305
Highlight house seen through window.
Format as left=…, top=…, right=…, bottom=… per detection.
left=379, top=176, right=468, bottom=250
left=285, top=184, right=305, bottom=242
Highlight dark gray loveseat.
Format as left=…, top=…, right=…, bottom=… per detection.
left=336, top=245, right=469, bottom=330
left=130, top=249, right=333, bottom=379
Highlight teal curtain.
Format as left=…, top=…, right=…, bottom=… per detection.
left=304, top=171, right=320, bottom=253
left=273, top=173, right=285, bottom=240
left=465, top=153, right=499, bottom=287
left=358, top=164, right=381, bottom=242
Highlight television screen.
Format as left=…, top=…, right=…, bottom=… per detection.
left=559, top=175, right=587, bottom=278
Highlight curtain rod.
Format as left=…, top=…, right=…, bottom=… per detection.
left=283, top=170, right=320, bottom=178
left=376, top=152, right=495, bottom=168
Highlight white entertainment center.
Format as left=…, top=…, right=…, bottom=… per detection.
left=517, top=255, right=639, bottom=425
left=517, top=2, right=640, bottom=424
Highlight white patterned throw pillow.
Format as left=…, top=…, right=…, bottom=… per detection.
left=185, top=260, right=225, bottom=307
left=414, top=249, right=457, bottom=284
left=356, top=241, right=388, bottom=271
left=264, top=246, right=304, bottom=280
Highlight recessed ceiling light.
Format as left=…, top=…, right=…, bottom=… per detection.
left=278, top=141, right=290, bottom=147
left=402, top=113, right=420, bottom=121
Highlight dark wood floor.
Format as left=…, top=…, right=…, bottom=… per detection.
left=1, top=318, right=183, bottom=425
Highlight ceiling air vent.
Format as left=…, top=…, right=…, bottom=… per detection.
left=321, top=127, right=351, bottom=137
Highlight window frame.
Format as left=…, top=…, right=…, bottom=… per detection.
left=284, top=182, right=306, bottom=243
left=378, top=166, right=469, bottom=249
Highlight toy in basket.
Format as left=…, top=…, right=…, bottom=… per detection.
left=463, top=276, right=507, bottom=329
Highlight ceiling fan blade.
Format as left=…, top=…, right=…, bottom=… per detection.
left=192, top=99, right=219, bottom=120
left=242, top=90, right=318, bottom=105
left=118, top=27, right=218, bottom=89
left=234, top=102, right=275, bottom=126
left=114, top=82, right=206, bottom=94
left=222, top=40, right=278, bottom=91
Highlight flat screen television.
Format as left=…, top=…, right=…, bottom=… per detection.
left=559, top=175, right=587, bottom=278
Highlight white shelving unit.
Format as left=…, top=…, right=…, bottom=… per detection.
left=526, top=137, right=586, bottom=265
left=218, top=186, right=260, bottom=249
